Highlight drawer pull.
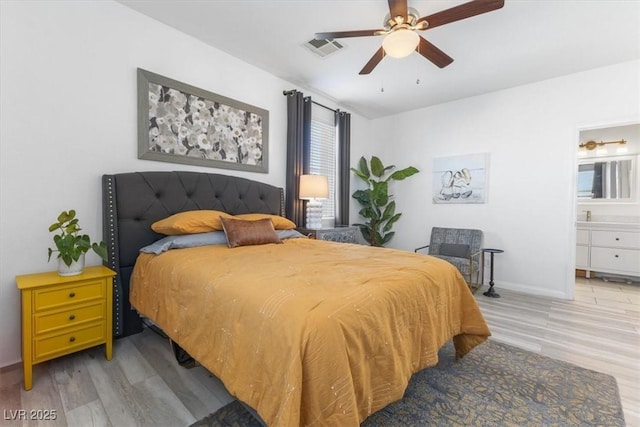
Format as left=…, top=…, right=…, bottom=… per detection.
left=69, top=292, right=76, bottom=298
left=69, top=314, right=76, bottom=321
left=69, top=336, right=76, bottom=343
left=614, top=254, right=619, bottom=258
left=615, top=237, right=620, bottom=241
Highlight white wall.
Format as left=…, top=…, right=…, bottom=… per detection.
left=360, top=60, right=639, bottom=299
left=0, top=1, right=369, bottom=367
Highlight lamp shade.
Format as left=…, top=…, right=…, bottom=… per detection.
left=299, top=175, right=329, bottom=199
left=382, top=30, right=419, bottom=58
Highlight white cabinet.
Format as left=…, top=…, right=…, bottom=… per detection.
left=575, top=245, right=589, bottom=269
left=576, top=229, right=590, bottom=245
left=575, top=229, right=590, bottom=269
left=576, top=224, right=640, bottom=278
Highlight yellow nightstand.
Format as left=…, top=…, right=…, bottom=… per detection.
left=15, top=265, right=116, bottom=390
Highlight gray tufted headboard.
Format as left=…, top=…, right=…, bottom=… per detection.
left=102, top=171, right=285, bottom=338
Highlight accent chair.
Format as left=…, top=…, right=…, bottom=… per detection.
left=415, top=227, right=484, bottom=292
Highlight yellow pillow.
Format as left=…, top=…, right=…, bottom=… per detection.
left=220, top=217, right=282, bottom=248
left=234, top=213, right=296, bottom=230
left=151, top=210, right=233, bottom=235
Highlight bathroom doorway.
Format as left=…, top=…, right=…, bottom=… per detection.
left=573, top=122, right=640, bottom=292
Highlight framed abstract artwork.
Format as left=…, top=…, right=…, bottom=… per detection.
left=432, top=153, right=489, bottom=204
left=137, top=68, right=268, bottom=173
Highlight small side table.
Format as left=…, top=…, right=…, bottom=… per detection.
left=482, top=248, right=504, bottom=298
left=15, top=265, right=116, bottom=390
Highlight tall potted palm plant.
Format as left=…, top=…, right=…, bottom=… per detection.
left=351, top=156, right=419, bottom=246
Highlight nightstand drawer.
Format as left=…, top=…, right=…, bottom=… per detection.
left=33, top=322, right=105, bottom=362
left=33, top=280, right=104, bottom=312
left=34, top=302, right=104, bottom=336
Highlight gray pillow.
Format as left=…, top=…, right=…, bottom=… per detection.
left=276, top=229, right=307, bottom=240
left=438, top=243, right=470, bottom=258
left=140, top=231, right=228, bottom=254
left=140, top=229, right=307, bottom=254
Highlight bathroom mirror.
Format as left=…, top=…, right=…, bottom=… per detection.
left=577, top=156, right=635, bottom=201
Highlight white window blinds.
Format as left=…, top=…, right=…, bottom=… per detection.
left=310, top=104, right=337, bottom=222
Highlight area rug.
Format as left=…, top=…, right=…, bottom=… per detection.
left=190, top=340, right=625, bottom=427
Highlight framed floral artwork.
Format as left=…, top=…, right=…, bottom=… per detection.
left=432, top=153, right=489, bottom=204
left=137, top=68, right=268, bottom=173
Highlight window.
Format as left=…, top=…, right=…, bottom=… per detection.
left=309, top=104, right=337, bottom=224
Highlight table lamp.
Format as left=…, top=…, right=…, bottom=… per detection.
left=299, top=175, right=329, bottom=229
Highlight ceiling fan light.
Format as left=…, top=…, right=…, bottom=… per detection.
left=382, top=30, right=419, bottom=58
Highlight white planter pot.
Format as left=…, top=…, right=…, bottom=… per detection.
left=58, top=253, right=85, bottom=276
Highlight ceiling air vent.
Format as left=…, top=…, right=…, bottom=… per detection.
left=304, top=38, right=345, bottom=58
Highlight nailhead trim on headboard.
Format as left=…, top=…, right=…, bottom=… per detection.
left=102, top=175, right=123, bottom=336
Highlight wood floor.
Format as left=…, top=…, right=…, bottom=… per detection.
left=476, top=277, right=639, bottom=427
left=1, top=277, right=638, bottom=427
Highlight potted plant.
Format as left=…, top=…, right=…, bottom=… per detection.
left=48, top=209, right=108, bottom=276
left=351, top=156, right=419, bottom=246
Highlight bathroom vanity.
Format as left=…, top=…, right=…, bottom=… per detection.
left=576, top=221, right=640, bottom=280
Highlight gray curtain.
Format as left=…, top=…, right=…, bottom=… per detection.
left=284, top=90, right=311, bottom=226
left=336, top=110, right=351, bottom=226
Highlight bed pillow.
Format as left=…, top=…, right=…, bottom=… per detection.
left=276, top=229, right=307, bottom=240
left=141, top=230, right=304, bottom=254
left=234, top=213, right=296, bottom=230
left=151, top=210, right=233, bottom=235
left=438, top=243, right=470, bottom=258
left=140, top=231, right=228, bottom=254
left=220, top=217, right=282, bottom=248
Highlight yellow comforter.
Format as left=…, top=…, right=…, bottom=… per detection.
left=130, top=238, right=490, bottom=426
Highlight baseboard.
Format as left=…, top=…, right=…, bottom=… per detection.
left=0, top=360, right=21, bottom=372
left=487, top=281, right=568, bottom=299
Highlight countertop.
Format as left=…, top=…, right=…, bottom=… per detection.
left=576, top=221, right=640, bottom=230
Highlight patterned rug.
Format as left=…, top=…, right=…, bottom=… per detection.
left=190, top=340, right=625, bottom=427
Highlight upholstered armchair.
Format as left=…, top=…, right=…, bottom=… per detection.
left=415, top=227, right=484, bottom=291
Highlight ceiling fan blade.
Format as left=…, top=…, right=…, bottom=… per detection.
left=315, top=29, right=384, bottom=40
left=417, top=37, right=453, bottom=68
left=388, top=0, right=408, bottom=20
left=417, top=0, right=504, bottom=30
left=359, top=47, right=385, bottom=75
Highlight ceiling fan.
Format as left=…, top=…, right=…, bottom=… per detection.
left=314, top=0, right=505, bottom=75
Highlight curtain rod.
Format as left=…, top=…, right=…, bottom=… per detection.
left=283, top=89, right=338, bottom=113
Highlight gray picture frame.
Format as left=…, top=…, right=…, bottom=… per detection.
left=137, top=68, right=269, bottom=173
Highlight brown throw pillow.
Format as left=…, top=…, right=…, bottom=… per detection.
left=220, top=217, right=282, bottom=248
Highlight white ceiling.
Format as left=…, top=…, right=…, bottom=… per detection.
left=118, top=0, right=640, bottom=119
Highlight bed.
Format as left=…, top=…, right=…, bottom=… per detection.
left=102, top=171, right=490, bottom=426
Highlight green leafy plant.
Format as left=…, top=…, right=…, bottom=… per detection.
left=351, top=156, right=419, bottom=246
left=48, top=209, right=108, bottom=267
